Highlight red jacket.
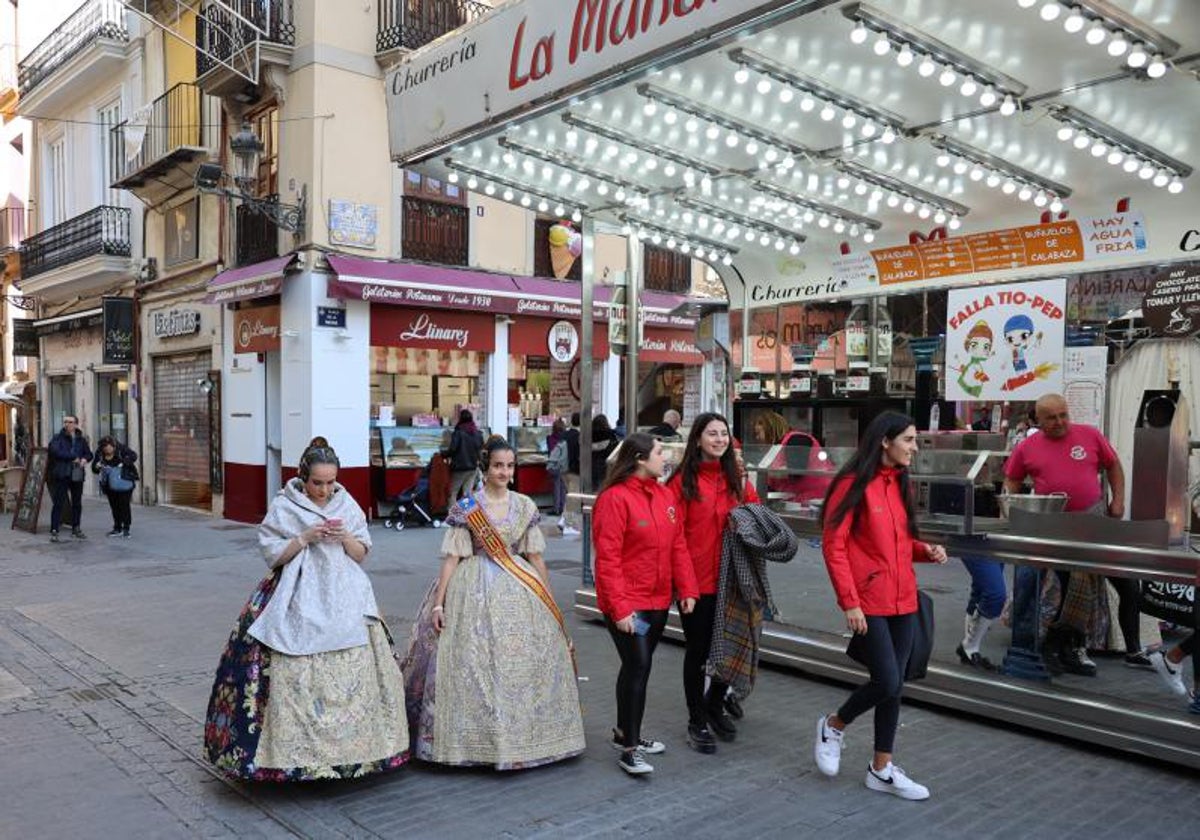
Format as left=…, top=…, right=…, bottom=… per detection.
left=669, top=462, right=760, bottom=595
left=822, top=467, right=932, bottom=616
left=593, top=476, right=700, bottom=621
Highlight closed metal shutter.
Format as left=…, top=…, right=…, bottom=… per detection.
left=153, top=352, right=212, bottom=510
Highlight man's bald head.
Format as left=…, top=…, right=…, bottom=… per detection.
left=664, top=409, right=681, bottom=429
left=1035, top=393, right=1069, bottom=438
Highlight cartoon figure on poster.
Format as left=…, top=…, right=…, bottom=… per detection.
left=946, top=278, right=1065, bottom=402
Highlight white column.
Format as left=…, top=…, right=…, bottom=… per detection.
left=600, top=353, right=621, bottom=422
left=221, top=305, right=267, bottom=471
left=485, top=316, right=510, bottom=436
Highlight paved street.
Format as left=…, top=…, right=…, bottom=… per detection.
left=1, top=501, right=1197, bottom=840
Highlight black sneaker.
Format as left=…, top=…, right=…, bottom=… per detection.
left=956, top=643, right=997, bottom=671
left=723, top=693, right=745, bottom=720
left=610, top=728, right=665, bottom=754
left=705, top=707, right=737, bottom=741
left=121, top=530, right=131, bottom=539
left=71, top=528, right=86, bottom=540
left=1058, top=645, right=1098, bottom=677
left=618, top=749, right=653, bottom=775
left=686, top=722, right=717, bottom=754
left=1124, top=651, right=1154, bottom=670
left=49, top=530, right=60, bottom=543
left=107, top=528, right=123, bottom=537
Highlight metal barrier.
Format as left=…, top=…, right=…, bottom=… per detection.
left=376, top=0, right=493, bottom=53
left=18, top=0, right=128, bottom=96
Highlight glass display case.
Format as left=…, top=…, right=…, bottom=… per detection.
left=370, top=425, right=451, bottom=468
left=509, top=425, right=553, bottom=465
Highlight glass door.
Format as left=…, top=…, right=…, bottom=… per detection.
left=96, top=373, right=130, bottom=444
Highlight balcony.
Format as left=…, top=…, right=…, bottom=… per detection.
left=18, top=206, right=134, bottom=301
left=401, top=196, right=467, bottom=266
left=111, top=83, right=221, bottom=207
left=195, top=0, right=295, bottom=100
left=17, top=0, right=129, bottom=113
left=236, top=201, right=279, bottom=267
left=377, top=0, right=493, bottom=66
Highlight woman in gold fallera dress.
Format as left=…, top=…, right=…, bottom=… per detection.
left=402, top=436, right=585, bottom=769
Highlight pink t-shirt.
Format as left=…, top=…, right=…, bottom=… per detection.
left=1004, top=423, right=1117, bottom=512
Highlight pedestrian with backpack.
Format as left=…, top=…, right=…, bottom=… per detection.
left=92, top=436, right=138, bottom=537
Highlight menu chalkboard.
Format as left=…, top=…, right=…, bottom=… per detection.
left=11, top=448, right=48, bottom=533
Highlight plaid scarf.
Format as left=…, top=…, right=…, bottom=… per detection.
left=708, top=504, right=799, bottom=699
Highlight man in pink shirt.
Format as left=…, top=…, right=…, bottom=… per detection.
left=1004, top=393, right=1127, bottom=676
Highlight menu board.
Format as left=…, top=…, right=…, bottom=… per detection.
left=1142, top=262, right=1200, bottom=337
left=10, top=448, right=48, bottom=534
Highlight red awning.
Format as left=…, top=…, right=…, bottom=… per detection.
left=204, top=255, right=296, bottom=305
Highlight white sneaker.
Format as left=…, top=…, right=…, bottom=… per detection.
left=562, top=526, right=582, bottom=537
left=814, top=715, right=843, bottom=777
left=865, top=762, right=930, bottom=800
left=1150, top=650, right=1189, bottom=697
left=618, top=748, right=654, bottom=775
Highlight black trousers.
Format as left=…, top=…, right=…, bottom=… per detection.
left=106, top=490, right=133, bottom=530
left=679, top=593, right=728, bottom=725
left=606, top=609, right=668, bottom=749
left=50, top=478, right=83, bottom=531
left=838, top=613, right=916, bottom=754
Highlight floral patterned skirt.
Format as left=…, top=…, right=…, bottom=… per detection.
left=203, top=572, right=410, bottom=781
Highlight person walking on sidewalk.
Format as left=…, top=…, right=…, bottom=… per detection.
left=47, top=415, right=93, bottom=542
left=446, top=409, right=484, bottom=502
left=593, top=433, right=698, bottom=776
left=1004, top=393, right=1128, bottom=676
left=814, top=412, right=948, bottom=801
left=669, top=412, right=759, bottom=754
left=203, top=442, right=409, bottom=781
left=559, top=412, right=583, bottom=536
left=91, top=436, right=138, bottom=537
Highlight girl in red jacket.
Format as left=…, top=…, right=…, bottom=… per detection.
left=593, top=433, right=699, bottom=776
left=814, top=412, right=947, bottom=801
left=669, top=412, right=759, bottom=754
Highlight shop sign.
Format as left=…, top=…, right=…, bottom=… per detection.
left=640, top=328, right=703, bottom=364
left=370, top=308, right=496, bottom=351
left=511, top=318, right=609, bottom=359
left=547, top=320, right=580, bottom=362
left=386, top=0, right=791, bottom=162
left=1142, top=262, right=1200, bottom=337
left=152, top=309, right=201, bottom=339
left=12, top=319, right=38, bottom=357
left=874, top=212, right=1146, bottom=287
left=102, top=297, right=135, bottom=365
left=945, top=278, right=1066, bottom=402
left=234, top=305, right=281, bottom=353
left=207, top=277, right=282, bottom=305
left=35, top=311, right=103, bottom=337
left=1067, top=269, right=1156, bottom=322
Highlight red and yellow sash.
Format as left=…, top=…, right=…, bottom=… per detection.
left=459, top=496, right=577, bottom=674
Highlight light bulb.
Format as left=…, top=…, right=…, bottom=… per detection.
left=800, top=95, right=815, bottom=112
left=1139, top=164, right=1155, bottom=179
left=663, top=110, right=677, bottom=125
left=1039, top=2, right=1062, bottom=23
left=1056, top=126, right=1074, bottom=141
left=881, top=126, right=897, bottom=144
left=788, top=243, right=801, bottom=255
left=934, top=210, right=947, bottom=223
left=850, top=21, right=869, bottom=44
left=520, top=194, right=531, bottom=207
left=818, top=217, right=830, bottom=228
left=1017, top=0, right=1037, bottom=7
left=725, top=133, right=740, bottom=148
left=837, top=175, right=852, bottom=189
left=484, top=184, right=496, bottom=196
left=1122, top=158, right=1139, bottom=173
left=970, top=167, right=985, bottom=181
left=842, top=112, right=857, bottom=129
left=651, top=233, right=662, bottom=244
left=999, top=94, right=1017, bottom=116
left=1034, top=192, right=1048, bottom=207
left=1049, top=197, right=1063, bottom=212
left=502, top=188, right=514, bottom=201
left=1168, top=178, right=1184, bottom=194
left=756, top=78, right=772, bottom=95
left=902, top=199, right=916, bottom=213
left=953, top=160, right=969, bottom=175
left=1153, top=171, right=1170, bottom=187
left=834, top=221, right=847, bottom=233
left=979, top=87, right=998, bottom=107
left=643, top=100, right=657, bottom=116
left=864, top=231, right=876, bottom=243
left=896, top=44, right=914, bottom=67
left=734, top=67, right=750, bottom=84
left=918, top=56, right=936, bottom=77
left=447, top=172, right=459, bottom=184
left=861, top=121, right=877, bottom=138
left=1002, top=180, right=1017, bottom=194
left=1147, top=56, right=1167, bottom=78
left=778, top=88, right=794, bottom=104
left=986, top=173, right=1001, bottom=188
left=743, top=141, right=759, bottom=156
left=764, top=149, right=779, bottom=162
left=918, top=205, right=931, bottom=219
left=939, top=65, right=956, bottom=86
left=571, top=209, right=582, bottom=222
left=1063, top=10, right=1085, bottom=33
left=1126, top=44, right=1148, bottom=68
left=722, top=254, right=733, bottom=265
left=948, top=216, right=962, bottom=230
left=886, top=194, right=900, bottom=208
left=873, top=32, right=891, bottom=55
left=854, top=182, right=869, bottom=195
left=706, top=125, right=720, bottom=140
left=1107, top=33, right=1128, bottom=56
left=1107, top=150, right=1124, bottom=165
left=554, top=204, right=565, bottom=215
left=1018, top=186, right=1033, bottom=201
left=1085, top=21, right=1107, bottom=46
left=1073, top=133, right=1091, bottom=149
left=466, top=176, right=478, bottom=189
left=960, top=77, right=978, bottom=97
left=758, top=233, right=770, bottom=246
left=1090, top=141, right=1108, bottom=157
left=685, top=118, right=699, bottom=133
left=820, top=105, right=836, bottom=121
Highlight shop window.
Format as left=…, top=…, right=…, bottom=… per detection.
left=532, top=218, right=581, bottom=281
left=643, top=244, right=690, bottom=294
left=401, top=195, right=468, bottom=266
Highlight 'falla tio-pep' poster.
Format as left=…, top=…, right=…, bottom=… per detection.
left=945, top=278, right=1066, bottom=402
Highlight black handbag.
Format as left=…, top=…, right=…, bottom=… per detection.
left=846, top=590, right=935, bottom=681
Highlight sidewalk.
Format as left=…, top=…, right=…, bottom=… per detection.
left=1, top=503, right=1196, bottom=839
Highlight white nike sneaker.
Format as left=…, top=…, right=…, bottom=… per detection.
left=1150, top=650, right=1189, bottom=697
left=865, top=762, right=930, bottom=801
left=814, top=715, right=843, bottom=777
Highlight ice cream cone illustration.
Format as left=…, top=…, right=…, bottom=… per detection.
left=548, top=221, right=582, bottom=278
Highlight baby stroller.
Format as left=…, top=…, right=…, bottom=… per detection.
left=384, top=453, right=451, bottom=530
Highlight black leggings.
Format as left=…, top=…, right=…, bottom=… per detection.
left=838, top=613, right=916, bottom=754
left=679, top=593, right=728, bottom=725
left=106, top=490, right=133, bottom=530
left=607, top=609, right=668, bottom=749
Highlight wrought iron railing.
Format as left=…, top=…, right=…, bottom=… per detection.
left=18, top=0, right=128, bottom=96
left=20, top=206, right=132, bottom=279
left=196, top=0, right=295, bottom=76
left=110, top=83, right=220, bottom=184
left=236, top=200, right=280, bottom=266
left=401, top=196, right=468, bottom=265
left=377, top=0, right=492, bottom=53
left=0, top=206, right=27, bottom=253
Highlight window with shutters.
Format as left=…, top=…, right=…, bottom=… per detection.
left=96, top=98, right=122, bottom=206
left=401, top=195, right=467, bottom=265
left=643, top=243, right=691, bottom=294
left=46, top=136, right=67, bottom=226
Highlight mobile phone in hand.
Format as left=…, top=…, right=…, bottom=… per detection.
left=632, top=613, right=652, bottom=636
left=326, top=518, right=343, bottom=529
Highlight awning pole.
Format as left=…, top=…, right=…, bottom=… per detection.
left=625, top=233, right=641, bottom=431
left=580, top=218, right=595, bottom=586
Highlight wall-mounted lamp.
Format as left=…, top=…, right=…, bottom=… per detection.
left=195, top=121, right=307, bottom=234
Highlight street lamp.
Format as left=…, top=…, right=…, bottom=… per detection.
left=194, top=121, right=306, bottom=234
